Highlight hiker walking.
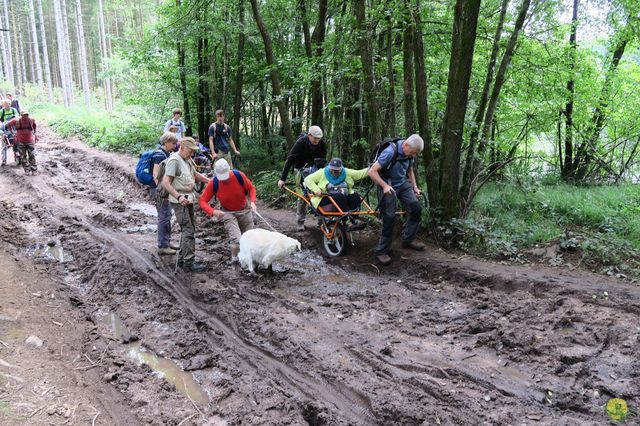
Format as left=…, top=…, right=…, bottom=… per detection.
left=152, top=132, right=179, bottom=255
left=0, top=99, right=19, bottom=166
left=207, top=109, right=240, bottom=167
left=6, top=110, right=37, bottom=175
left=161, top=137, right=210, bottom=272
left=6, top=93, right=20, bottom=114
left=368, top=134, right=425, bottom=265
left=277, top=125, right=326, bottom=231
left=164, top=108, right=187, bottom=140
left=198, top=159, right=257, bottom=263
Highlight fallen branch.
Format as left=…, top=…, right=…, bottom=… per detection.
left=92, top=411, right=100, bottom=426
left=177, top=413, right=197, bottom=426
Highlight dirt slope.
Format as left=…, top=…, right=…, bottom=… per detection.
left=0, top=128, right=637, bottom=425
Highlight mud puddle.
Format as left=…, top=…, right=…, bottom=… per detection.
left=98, top=312, right=210, bottom=408
left=127, top=202, right=157, bottom=217
left=27, top=241, right=73, bottom=263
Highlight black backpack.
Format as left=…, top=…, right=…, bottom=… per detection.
left=369, top=137, right=408, bottom=175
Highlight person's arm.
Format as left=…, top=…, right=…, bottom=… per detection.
left=207, top=125, right=217, bottom=158
left=303, top=168, right=323, bottom=196
left=241, top=172, right=257, bottom=211
left=153, top=163, right=160, bottom=185
left=368, top=162, right=394, bottom=195
left=278, top=141, right=301, bottom=187
left=407, top=166, right=421, bottom=195
left=227, top=125, right=240, bottom=155
left=163, top=120, right=170, bottom=133
left=350, top=168, right=370, bottom=182
left=194, top=172, right=209, bottom=184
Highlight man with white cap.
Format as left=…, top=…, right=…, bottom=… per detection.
left=277, top=125, right=327, bottom=231
left=162, top=137, right=210, bottom=272
left=199, top=159, right=257, bottom=262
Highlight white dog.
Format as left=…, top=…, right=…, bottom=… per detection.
left=238, top=228, right=301, bottom=273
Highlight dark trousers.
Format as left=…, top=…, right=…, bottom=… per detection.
left=150, top=187, right=172, bottom=248
left=319, top=192, right=361, bottom=212
left=17, top=142, right=36, bottom=172
left=375, top=180, right=421, bottom=255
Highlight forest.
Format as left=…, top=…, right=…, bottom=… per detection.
left=1, top=0, right=640, bottom=267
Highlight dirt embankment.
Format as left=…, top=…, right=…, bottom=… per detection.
left=0, top=128, right=638, bottom=425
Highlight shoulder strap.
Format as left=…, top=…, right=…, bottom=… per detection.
left=213, top=170, right=247, bottom=196
left=213, top=176, right=219, bottom=195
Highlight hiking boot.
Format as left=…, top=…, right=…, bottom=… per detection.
left=182, top=262, right=206, bottom=272
left=296, top=223, right=305, bottom=232
left=158, top=247, right=177, bottom=255
left=376, top=253, right=392, bottom=265
left=402, top=240, right=426, bottom=251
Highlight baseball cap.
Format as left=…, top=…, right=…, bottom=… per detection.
left=215, top=159, right=231, bottom=180
left=20, top=109, right=29, bottom=115
left=180, top=137, right=198, bottom=151
left=308, top=125, right=323, bottom=139
left=328, top=157, right=343, bottom=171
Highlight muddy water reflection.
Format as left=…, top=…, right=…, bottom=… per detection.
left=28, top=242, right=73, bottom=263
left=98, top=313, right=209, bottom=408
left=127, top=203, right=158, bottom=217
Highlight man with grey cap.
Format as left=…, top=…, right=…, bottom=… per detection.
left=162, top=136, right=210, bottom=272
left=277, top=125, right=327, bottom=231
left=199, top=159, right=257, bottom=262
left=368, top=134, right=426, bottom=265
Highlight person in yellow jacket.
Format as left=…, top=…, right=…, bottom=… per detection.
left=304, top=158, right=369, bottom=228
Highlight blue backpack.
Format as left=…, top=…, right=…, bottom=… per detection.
left=212, top=170, right=247, bottom=196
left=135, top=149, right=162, bottom=186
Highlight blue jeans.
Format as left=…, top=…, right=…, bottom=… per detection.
left=149, top=187, right=172, bottom=248
left=375, top=180, right=421, bottom=255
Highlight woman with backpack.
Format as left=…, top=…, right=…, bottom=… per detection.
left=5, top=110, right=37, bottom=175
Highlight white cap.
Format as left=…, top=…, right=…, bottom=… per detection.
left=214, top=159, right=230, bottom=180
left=308, top=125, right=323, bottom=138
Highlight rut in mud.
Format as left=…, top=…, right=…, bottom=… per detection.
left=0, top=129, right=638, bottom=425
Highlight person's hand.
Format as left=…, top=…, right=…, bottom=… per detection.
left=383, top=184, right=395, bottom=195
left=213, top=210, right=225, bottom=220
left=314, top=190, right=322, bottom=197
left=413, top=186, right=422, bottom=196
left=234, top=149, right=241, bottom=156
left=277, top=180, right=285, bottom=189
left=250, top=202, right=257, bottom=212
left=178, top=194, right=191, bottom=206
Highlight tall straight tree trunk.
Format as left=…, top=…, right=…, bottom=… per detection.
left=461, top=0, right=508, bottom=196
left=175, top=0, right=191, bottom=133
left=75, top=0, right=90, bottom=109
left=250, top=0, right=294, bottom=148
left=27, top=9, right=36, bottom=83
left=37, top=0, right=52, bottom=98
left=233, top=0, right=246, bottom=149
left=53, top=0, right=70, bottom=105
left=386, top=24, right=396, bottom=137
left=461, top=0, right=531, bottom=216
left=60, top=0, right=74, bottom=103
left=402, top=4, right=415, bottom=135
left=0, top=1, right=7, bottom=84
left=97, top=0, right=112, bottom=111
left=17, top=24, right=27, bottom=87
left=354, top=0, right=381, bottom=147
left=28, top=0, right=43, bottom=84
left=197, top=35, right=209, bottom=142
left=562, top=0, right=579, bottom=179
left=310, top=0, right=328, bottom=128
left=439, top=0, right=481, bottom=220
left=413, top=0, right=437, bottom=209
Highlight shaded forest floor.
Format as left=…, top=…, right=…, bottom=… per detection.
left=0, top=128, right=638, bottom=425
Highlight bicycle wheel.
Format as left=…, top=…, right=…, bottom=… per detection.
left=322, top=222, right=347, bottom=257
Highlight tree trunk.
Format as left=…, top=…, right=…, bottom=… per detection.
left=232, top=0, right=245, bottom=149
left=175, top=0, right=191, bottom=133
left=0, top=0, right=10, bottom=86
left=28, top=0, right=43, bottom=84
left=310, top=0, right=327, bottom=128
left=439, top=0, right=481, bottom=220
left=60, top=0, right=74, bottom=104
left=562, top=0, right=579, bottom=180
left=97, top=0, right=112, bottom=111
left=197, top=35, right=209, bottom=142
left=250, top=0, right=294, bottom=148
left=37, top=0, right=52, bottom=98
left=402, top=2, right=415, bottom=135
left=298, top=0, right=312, bottom=57
left=461, top=0, right=531, bottom=217
left=354, top=0, right=381, bottom=147
left=461, top=0, right=508, bottom=199
left=386, top=24, right=396, bottom=137
left=75, top=0, right=90, bottom=109
left=413, top=0, right=437, bottom=209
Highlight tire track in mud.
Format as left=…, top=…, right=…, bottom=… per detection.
left=2, top=133, right=639, bottom=424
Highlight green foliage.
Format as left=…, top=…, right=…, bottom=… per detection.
left=31, top=102, right=160, bottom=155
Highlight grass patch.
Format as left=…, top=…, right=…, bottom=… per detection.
left=460, top=181, right=640, bottom=274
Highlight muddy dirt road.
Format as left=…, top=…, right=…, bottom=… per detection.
left=0, top=129, right=638, bottom=425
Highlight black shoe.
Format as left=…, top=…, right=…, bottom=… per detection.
left=182, top=262, right=206, bottom=272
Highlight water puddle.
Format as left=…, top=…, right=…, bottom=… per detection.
left=128, top=203, right=157, bottom=217
left=27, top=242, right=73, bottom=263
left=123, top=223, right=157, bottom=234
left=98, top=312, right=210, bottom=408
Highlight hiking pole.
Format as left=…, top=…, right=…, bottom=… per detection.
left=174, top=216, right=183, bottom=273
left=253, top=210, right=279, bottom=233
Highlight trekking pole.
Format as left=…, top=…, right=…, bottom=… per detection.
left=253, top=210, right=279, bottom=233
left=174, top=222, right=182, bottom=273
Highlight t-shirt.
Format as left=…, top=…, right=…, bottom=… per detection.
left=6, top=117, right=36, bottom=144
left=207, top=122, right=231, bottom=153
left=279, top=134, right=327, bottom=181
left=376, top=140, right=413, bottom=189
left=164, top=119, right=186, bottom=140
left=198, top=170, right=257, bottom=216
left=150, top=147, right=170, bottom=189
left=0, top=107, right=18, bottom=123
left=164, top=152, right=195, bottom=203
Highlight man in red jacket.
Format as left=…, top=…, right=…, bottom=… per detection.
left=6, top=109, right=37, bottom=175
left=199, top=159, right=257, bottom=262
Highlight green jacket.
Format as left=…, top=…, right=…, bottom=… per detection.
left=304, top=167, right=369, bottom=208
